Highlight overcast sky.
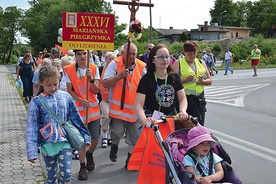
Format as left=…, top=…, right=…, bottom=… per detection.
left=1, top=0, right=256, bottom=31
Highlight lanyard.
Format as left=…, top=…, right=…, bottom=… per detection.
left=154, top=71, right=168, bottom=112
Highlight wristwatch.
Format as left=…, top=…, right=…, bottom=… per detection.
left=89, top=79, right=95, bottom=83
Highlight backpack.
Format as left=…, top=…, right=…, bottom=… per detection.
left=16, top=58, right=23, bottom=75
left=213, top=55, right=217, bottom=63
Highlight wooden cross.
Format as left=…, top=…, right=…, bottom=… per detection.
left=113, top=0, right=153, bottom=110
left=113, top=0, right=154, bottom=23
left=113, top=0, right=154, bottom=110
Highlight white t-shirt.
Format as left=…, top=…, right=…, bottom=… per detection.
left=63, top=66, right=100, bottom=84
left=224, top=51, right=232, bottom=60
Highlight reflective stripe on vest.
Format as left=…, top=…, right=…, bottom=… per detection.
left=180, top=58, right=205, bottom=96
left=64, top=63, right=100, bottom=123
left=109, top=56, right=146, bottom=122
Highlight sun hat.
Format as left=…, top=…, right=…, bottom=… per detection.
left=186, top=126, right=217, bottom=151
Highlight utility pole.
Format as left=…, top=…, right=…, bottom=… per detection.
left=149, top=0, right=152, bottom=42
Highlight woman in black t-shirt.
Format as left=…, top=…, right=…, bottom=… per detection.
left=135, top=44, right=188, bottom=124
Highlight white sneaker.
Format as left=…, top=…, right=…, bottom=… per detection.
left=101, top=138, right=108, bottom=148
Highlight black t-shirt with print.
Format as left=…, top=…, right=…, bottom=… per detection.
left=137, top=72, right=183, bottom=115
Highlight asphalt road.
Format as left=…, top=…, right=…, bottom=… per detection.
left=7, top=64, right=276, bottom=183
left=205, top=68, right=276, bottom=184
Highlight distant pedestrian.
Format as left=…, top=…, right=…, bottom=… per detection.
left=35, top=51, right=43, bottom=68
left=249, top=44, right=261, bottom=77
left=16, top=53, right=35, bottom=103
left=99, top=52, right=117, bottom=148
left=139, top=43, right=155, bottom=63
left=26, top=65, right=91, bottom=184
left=90, top=50, right=101, bottom=67
left=206, top=49, right=214, bottom=76
left=201, top=50, right=207, bottom=62
left=51, top=48, right=61, bottom=60
left=32, top=58, right=51, bottom=97
left=224, top=48, right=234, bottom=75
left=178, top=50, right=184, bottom=59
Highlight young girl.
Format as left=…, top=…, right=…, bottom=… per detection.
left=26, top=66, right=91, bottom=183
left=183, top=126, right=224, bottom=184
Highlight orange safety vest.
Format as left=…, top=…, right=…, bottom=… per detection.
left=128, top=117, right=175, bottom=184
left=109, top=56, right=146, bottom=122
left=64, top=63, right=100, bottom=123
left=99, top=66, right=109, bottom=102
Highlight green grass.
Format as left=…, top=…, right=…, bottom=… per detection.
left=7, top=73, right=29, bottom=110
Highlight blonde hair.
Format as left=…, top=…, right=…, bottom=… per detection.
left=61, top=55, right=75, bottom=68
left=37, top=58, right=51, bottom=70
left=105, top=51, right=117, bottom=61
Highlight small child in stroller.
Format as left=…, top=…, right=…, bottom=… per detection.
left=183, top=126, right=224, bottom=184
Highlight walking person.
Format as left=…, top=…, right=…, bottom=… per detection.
left=249, top=44, right=261, bottom=77
left=16, top=52, right=35, bottom=103
left=139, top=43, right=155, bottom=63
left=63, top=50, right=101, bottom=180
left=99, top=51, right=117, bottom=148
left=172, top=41, right=212, bottom=126
left=206, top=49, right=214, bottom=76
left=26, top=65, right=91, bottom=184
left=135, top=44, right=189, bottom=123
left=32, top=58, right=51, bottom=97
left=102, top=42, right=147, bottom=169
left=224, top=48, right=234, bottom=75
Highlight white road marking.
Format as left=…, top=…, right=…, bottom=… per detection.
left=205, top=84, right=270, bottom=107
left=209, top=128, right=276, bottom=163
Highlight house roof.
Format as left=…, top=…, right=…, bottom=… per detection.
left=154, top=28, right=188, bottom=36
left=197, top=24, right=253, bottom=30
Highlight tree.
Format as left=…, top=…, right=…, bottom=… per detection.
left=0, top=6, right=22, bottom=63
left=210, top=0, right=238, bottom=26
left=247, top=0, right=276, bottom=35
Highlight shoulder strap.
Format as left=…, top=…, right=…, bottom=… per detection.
left=189, top=153, right=206, bottom=177
left=197, top=58, right=202, bottom=64
left=38, top=95, right=64, bottom=126
left=189, top=150, right=213, bottom=177
left=209, top=149, right=214, bottom=176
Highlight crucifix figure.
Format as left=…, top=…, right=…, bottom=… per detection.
left=113, top=0, right=154, bottom=31
left=128, top=1, right=140, bottom=23
left=113, top=0, right=154, bottom=109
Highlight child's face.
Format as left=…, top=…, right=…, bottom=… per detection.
left=193, top=141, right=212, bottom=157
left=40, top=77, right=60, bottom=95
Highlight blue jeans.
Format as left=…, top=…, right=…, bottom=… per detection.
left=43, top=148, right=72, bottom=184
left=224, top=59, right=233, bottom=74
